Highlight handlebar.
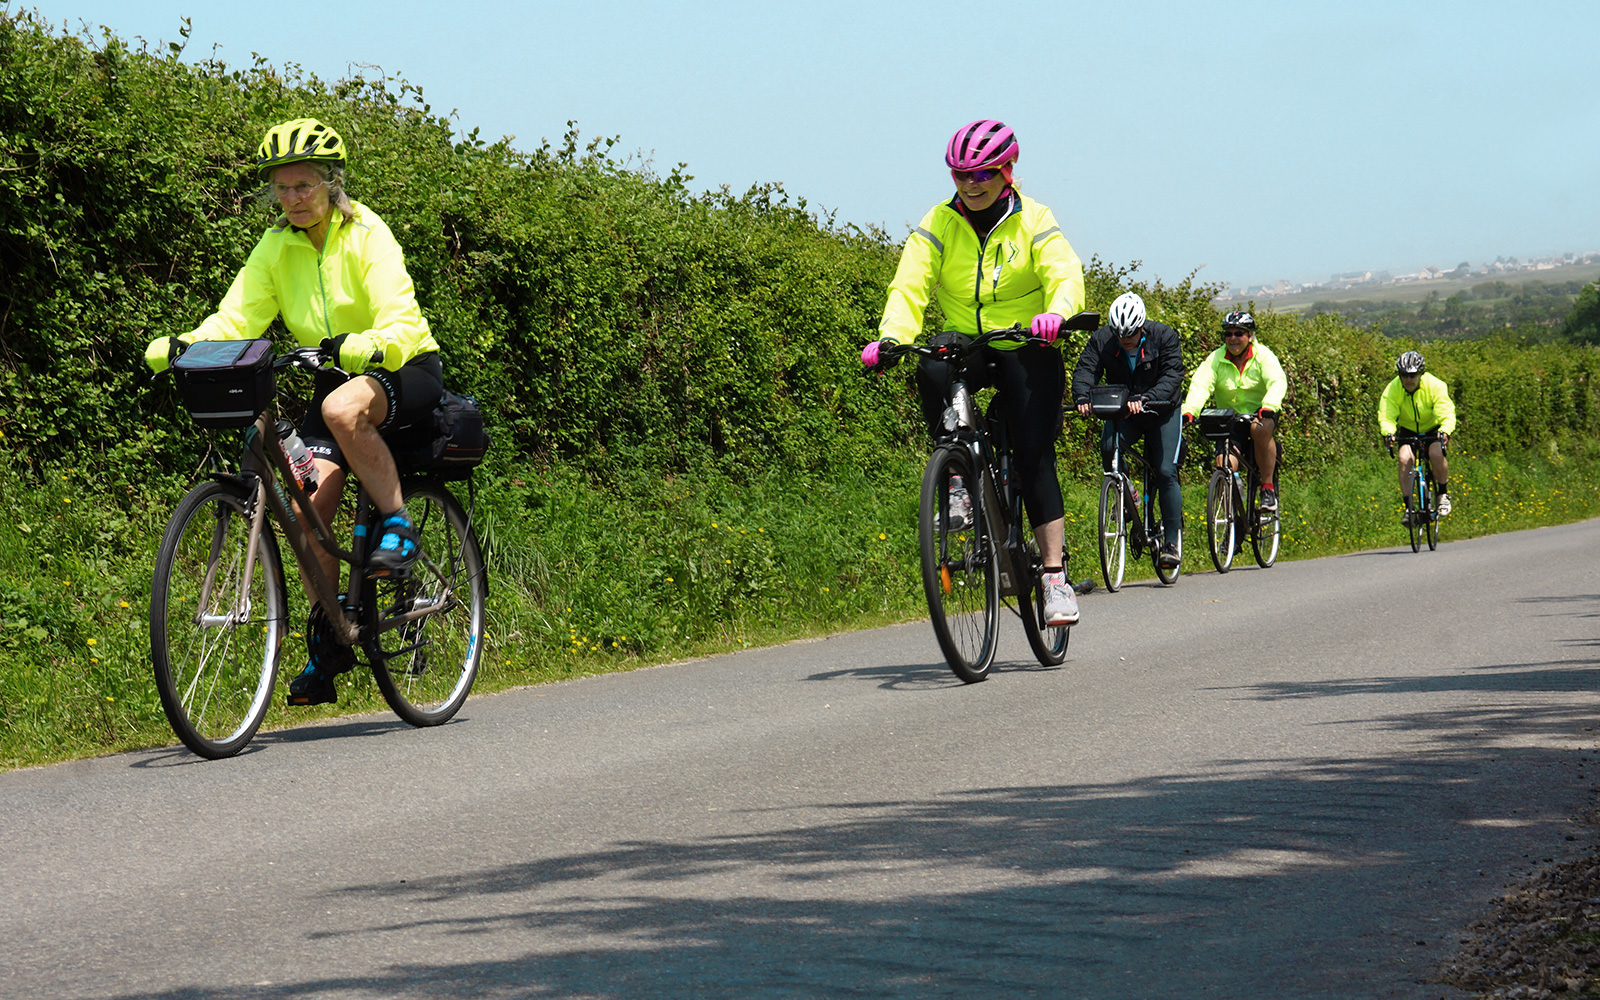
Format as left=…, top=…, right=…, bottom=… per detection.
left=867, top=311, right=1101, bottom=372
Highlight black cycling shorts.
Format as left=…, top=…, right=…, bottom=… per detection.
left=300, top=352, right=444, bottom=469
left=1395, top=427, right=1446, bottom=454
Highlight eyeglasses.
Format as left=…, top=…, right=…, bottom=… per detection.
left=1222, top=329, right=1251, bottom=338
left=273, top=180, right=328, bottom=202
left=1116, top=326, right=1142, bottom=339
left=951, top=167, right=1002, bottom=184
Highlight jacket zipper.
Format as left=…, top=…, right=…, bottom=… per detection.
left=970, top=192, right=1021, bottom=332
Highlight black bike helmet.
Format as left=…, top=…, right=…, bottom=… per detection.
left=1222, top=310, right=1256, bottom=333
left=1397, top=350, right=1425, bottom=375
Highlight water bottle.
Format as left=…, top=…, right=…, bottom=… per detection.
left=276, top=419, right=319, bottom=493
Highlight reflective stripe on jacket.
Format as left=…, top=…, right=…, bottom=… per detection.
left=1377, top=373, right=1456, bottom=435
left=1182, top=341, right=1288, bottom=417
left=878, top=191, right=1085, bottom=347
left=185, top=201, right=439, bottom=368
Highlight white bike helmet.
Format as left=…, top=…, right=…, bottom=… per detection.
left=1109, top=292, right=1147, bottom=336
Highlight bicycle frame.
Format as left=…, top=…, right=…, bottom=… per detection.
left=1392, top=432, right=1443, bottom=551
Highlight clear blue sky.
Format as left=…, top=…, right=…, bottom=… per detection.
left=13, top=0, right=1599, bottom=290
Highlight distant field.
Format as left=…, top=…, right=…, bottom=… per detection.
left=1218, top=261, right=1600, bottom=314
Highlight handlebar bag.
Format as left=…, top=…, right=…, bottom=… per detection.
left=172, top=339, right=275, bottom=428
left=1088, top=384, right=1129, bottom=417
left=1198, top=407, right=1238, bottom=441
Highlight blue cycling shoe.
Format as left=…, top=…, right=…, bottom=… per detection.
left=367, top=510, right=421, bottom=577
left=286, top=604, right=355, bottom=706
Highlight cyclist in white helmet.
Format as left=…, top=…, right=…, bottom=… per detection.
left=1071, top=292, right=1186, bottom=569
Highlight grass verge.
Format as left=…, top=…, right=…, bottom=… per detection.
left=3, top=435, right=1597, bottom=771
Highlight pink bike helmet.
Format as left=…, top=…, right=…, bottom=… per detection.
left=945, top=119, right=1020, bottom=171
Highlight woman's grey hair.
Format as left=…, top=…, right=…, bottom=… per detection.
left=263, top=160, right=356, bottom=227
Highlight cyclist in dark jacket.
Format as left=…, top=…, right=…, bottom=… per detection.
left=1071, top=292, right=1186, bottom=568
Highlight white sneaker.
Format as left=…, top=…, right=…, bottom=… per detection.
left=1041, top=571, right=1080, bottom=627
left=946, top=477, right=972, bottom=530
left=1437, top=492, right=1451, bottom=516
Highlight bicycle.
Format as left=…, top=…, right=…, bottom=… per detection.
left=873, top=313, right=1099, bottom=683
left=149, top=342, right=488, bottom=759
left=1388, top=431, right=1443, bottom=552
left=1194, top=408, right=1280, bottom=572
left=1085, top=385, right=1181, bottom=591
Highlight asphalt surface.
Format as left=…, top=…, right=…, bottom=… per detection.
left=2, top=519, right=1597, bottom=999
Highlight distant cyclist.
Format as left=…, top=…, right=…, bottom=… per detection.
left=1378, top=350, right=1455, bottom=521
left=1181, top=310, right=1287, bottom=514
left=863, top=119, right=1086, bottom=626
left=1071, top=292, right=1185, bottom=569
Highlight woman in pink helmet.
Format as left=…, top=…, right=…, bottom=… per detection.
left=865, top=119, right=1086, bottom=626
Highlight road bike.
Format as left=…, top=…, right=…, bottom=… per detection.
left=150, top=343, right=487, bottom=759
left=1084, top=386, right=1181, bottom=591
left=874, top=314, right=1099, bottom=683
left=1389, top=431, right=1444, bottom=552
left=1194, top=408, right=1280, bottom=572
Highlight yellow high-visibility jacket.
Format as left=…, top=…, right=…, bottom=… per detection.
left=1377, top=373, right=1456, bottom=435
left=185, top=201, right=439, bottom=368
left=1182, top=341, right=1288, bottom=417
left=878, top=191, right=1084, bottom=348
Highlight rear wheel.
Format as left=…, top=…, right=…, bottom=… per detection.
left=151, top=480, right=286, bottom=759
left=1205, top=471, right=1236, bottom=573
left=1153, top=520, right=1181, bottom=586
left=1097, top=475, right=1128, bottom=592
left=1251, top=477, right=1281, bottom=568
left=920, top=445, right=999, bottom=683
left=1424, top=476, right=1439, bottom=551
left=363, top=481, right=486, bottom=727
left=1019, top=545, right=1070, bottom=667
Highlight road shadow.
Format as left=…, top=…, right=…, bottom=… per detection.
left=87, top=695, right=1596, bottom=1000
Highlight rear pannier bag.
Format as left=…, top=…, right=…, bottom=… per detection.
left=390, top=389, right=490, bottom=480
left=173, top=339, right=275, bottom=428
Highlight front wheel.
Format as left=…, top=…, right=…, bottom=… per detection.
left=363, top=481, right=487, bottom=726
left=150, top=480, right=287, bottom=759
left=1407, top=473, right=1422, bottom=553
left=1205, top=471, right=1236, bottom=573
left=1251, top=479, right=1281, bottom=568
left=1097, top=475, right=1129, bottom=593
left=919, top=444, right=999, bottom=683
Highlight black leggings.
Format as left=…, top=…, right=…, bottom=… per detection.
left=916, top=334, right=1065, bottom=527
left=1101, top=407, right=1184, bottom=545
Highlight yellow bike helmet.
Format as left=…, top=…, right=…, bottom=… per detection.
left=255, top=118, right=345, bottom=174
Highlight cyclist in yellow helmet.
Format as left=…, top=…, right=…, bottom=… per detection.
left=145, top=117, right=444, bottom=706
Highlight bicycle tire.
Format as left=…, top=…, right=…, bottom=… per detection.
left=1251, top=477, right=1281, bottom=568
left=1097, top=475, right=1129, bottom=592
left=1425, top=475, right=1439, bottom=551
left=1019, top=542, right=1070, bottom=666
left=1153, top=518, right=1182, bottom=586
left=1408, top=472, right=1423, bottom=553
left=1205, top=471, right=1236, bottom=573
left=150, top=480, right=287, bottom=759
left=919, top=444, right=999, bottom=683
left=363, top=481, right=486, bottom=726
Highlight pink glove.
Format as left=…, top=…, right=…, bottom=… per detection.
left=861, top=340, right=883, bottom=367
left=1030, top=312, right=1064, bottom=343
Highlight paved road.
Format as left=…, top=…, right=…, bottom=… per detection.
left=3, top=520, right=1598, bottom=999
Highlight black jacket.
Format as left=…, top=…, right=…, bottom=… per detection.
left=1071, top=320, right=1185, bottom=413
